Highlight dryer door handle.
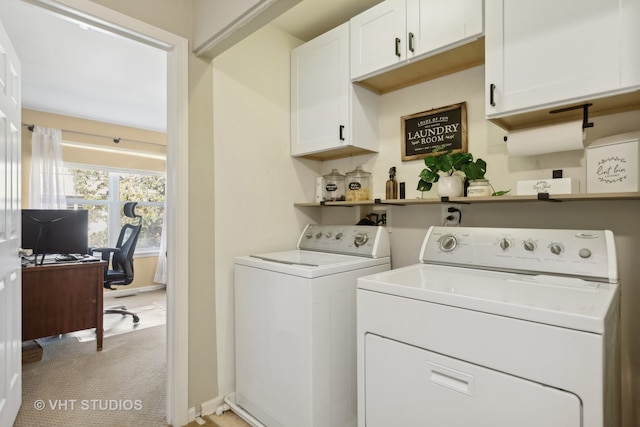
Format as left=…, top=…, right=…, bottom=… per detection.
left=428, top=362, right=475, bottom=396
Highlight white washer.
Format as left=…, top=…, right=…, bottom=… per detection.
left=231, top=224, right=391, bottom=427
left=357, top=226, right=620, bottom=427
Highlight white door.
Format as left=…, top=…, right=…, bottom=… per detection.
left=0, top=16, right=22, bottom=427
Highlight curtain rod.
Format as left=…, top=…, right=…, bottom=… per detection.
left=21, top=122, right=165, bottom=147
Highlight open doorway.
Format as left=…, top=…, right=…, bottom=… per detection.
left=4, top=0, right=190, bottom=425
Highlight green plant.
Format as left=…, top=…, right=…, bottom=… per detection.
left=490, top=188, right=511, bottom=197
left=417, top=150, right=486, bottom=192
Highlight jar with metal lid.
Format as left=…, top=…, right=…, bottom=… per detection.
left=466, top=179, right=491, bottom=197
left=345, top=166, right=372, bottom=201
left=322, top=169, right=345, bottom=201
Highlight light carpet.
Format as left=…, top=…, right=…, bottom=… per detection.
left=15, top=289, right=168, bottom=427
left=16, top=325, right=168, bottom=427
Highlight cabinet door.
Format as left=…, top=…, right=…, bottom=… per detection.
left=291, top=23, right=350, bottom=157
left=406, top=0, right=483, bottom=59
left=350, top=0, right=406, bottom=80
left=486, top=0, right=634, bottom=116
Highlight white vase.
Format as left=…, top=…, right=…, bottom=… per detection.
left=437, top=175, right=464, bottom=197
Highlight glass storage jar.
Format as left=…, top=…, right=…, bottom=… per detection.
left=322, top=169, right=346, bottom=201
left=466, top=179, right=491, bottom=197
left=345, top=166, right=372, bottom=201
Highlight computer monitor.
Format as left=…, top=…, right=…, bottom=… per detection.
left=21, top=209, right=89, bottom=263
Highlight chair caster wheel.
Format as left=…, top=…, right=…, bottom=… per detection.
left=133, top=315, right=140, bottom=324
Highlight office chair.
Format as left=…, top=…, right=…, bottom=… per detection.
left=91, top=202, right=142, bottom=324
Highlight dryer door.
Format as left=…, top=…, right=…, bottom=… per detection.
left=364, top=334, right=582, bottom=427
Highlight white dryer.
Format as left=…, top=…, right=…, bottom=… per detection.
left=231, top=224, right=391, bottom=427
left=357, top=226, right=620, bottom=427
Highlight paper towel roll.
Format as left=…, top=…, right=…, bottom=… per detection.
left=507, top=120, right=585, bottom=157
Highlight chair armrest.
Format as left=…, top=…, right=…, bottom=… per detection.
left=90, top=247, right=120, bottom=262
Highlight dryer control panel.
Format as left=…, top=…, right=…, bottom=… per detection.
left=420, top=226, right=617, bottom=283
left=298, top=224, right=390, bottom=258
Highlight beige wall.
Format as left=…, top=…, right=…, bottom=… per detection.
left=319, top=65, right=640, bottom=199
left=91, top=0, right=220, bottom=411
left=212, top=23, right=319, bottom=397
left=21, top=109, right=166, bottom=291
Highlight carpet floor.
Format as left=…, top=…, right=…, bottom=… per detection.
left=15, top=290, right=168, bottom=427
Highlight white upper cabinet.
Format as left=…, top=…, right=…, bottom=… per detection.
left=485, top=0, right=640, bottom=120
left=406, top=0, right=483, bottom=59
left=350, top=0, right=407, bottom=80
left=351, top=0, right=484, bottom=81
left=291, top=23, right=379, bottom=159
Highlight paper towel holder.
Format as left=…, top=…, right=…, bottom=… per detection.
left=503, top=103, right=594, bottom=143
left=549, top=103, right=594, bottom=130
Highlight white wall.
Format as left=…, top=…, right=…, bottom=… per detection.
left=213, top=26, right=640, bottom=426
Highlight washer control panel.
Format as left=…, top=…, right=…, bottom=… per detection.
left=421, top=226, right=617, bottom=282
left=298, top=224, right=390, bottom=258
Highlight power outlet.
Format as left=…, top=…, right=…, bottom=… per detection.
left=441, top=204, right=462, bottom=226
left=367, top=210, right=387, bottom=226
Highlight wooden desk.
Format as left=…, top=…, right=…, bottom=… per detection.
left=22, top=261, right=106, bottom=351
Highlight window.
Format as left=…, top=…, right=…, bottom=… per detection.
left=63, top=164, right=165, bottom=254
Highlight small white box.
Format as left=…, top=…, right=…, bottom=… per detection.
left=516, top=178, right=579, bottom=195
left=586, top=131, right=640, bottom=193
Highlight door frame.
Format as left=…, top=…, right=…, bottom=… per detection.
left=24, top=0, right=191, bottom=425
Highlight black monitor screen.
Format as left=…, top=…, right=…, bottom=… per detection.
left=21, top=209, right=89, bottom=256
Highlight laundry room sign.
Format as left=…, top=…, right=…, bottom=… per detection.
left=401, top=102, right=467, bottom=161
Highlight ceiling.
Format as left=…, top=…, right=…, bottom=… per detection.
left=0, top=0, right=381, bottom=134
left=1, top=0, right=167, bottom=132
left=272, top=0, right=382, bottom=42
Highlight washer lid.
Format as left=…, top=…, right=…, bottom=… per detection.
left=235, top=250, right=390, bottom=278
left=357, top=264, right=619, bottom=334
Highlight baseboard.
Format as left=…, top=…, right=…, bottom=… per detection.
left=187, top=395, right=225, bottom=422
left=188, top=406, right=197, bottom=423
left=103, top=284, right=166, bottom=299
left=201, top=395, right=225, bottom=416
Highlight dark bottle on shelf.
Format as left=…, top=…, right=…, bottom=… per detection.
left=385, top=167, right=398, bottom=199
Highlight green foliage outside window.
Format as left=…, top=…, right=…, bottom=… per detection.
left=65, top=166, right=165, bottom=251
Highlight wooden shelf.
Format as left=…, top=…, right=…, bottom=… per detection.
left=294, top=192, right=640, bottom=207
left=295, top=200, right=377, bottom=207
left=488, top=91, right=640, bottom=131
left=353, top=38, right=485, bottom=95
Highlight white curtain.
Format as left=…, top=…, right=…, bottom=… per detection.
left=153, top=202, right=167, bottom=284
left=30, top=126, right=67, bottom=208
